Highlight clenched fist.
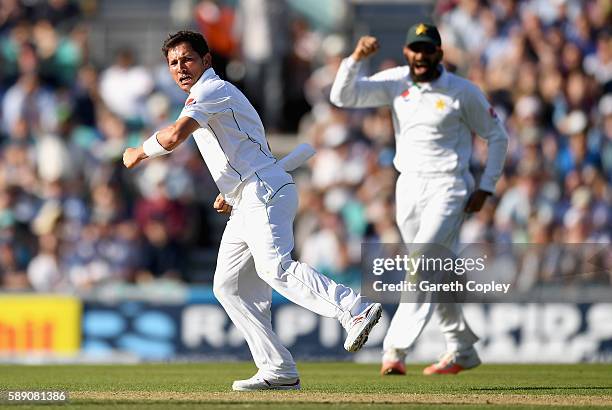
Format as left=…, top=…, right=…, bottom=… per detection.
left=351, top=36, right=380, bottom=61
left=214, top=193, right=232, bottom=214
left=123, top=147, right=146, bottom=169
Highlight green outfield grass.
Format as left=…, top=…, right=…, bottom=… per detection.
left=0, top=363, right=611, bottom=409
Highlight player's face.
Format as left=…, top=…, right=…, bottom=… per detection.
left=167, top=42, right=211, bottom=93
left=403, top=42, right=443, bottom=82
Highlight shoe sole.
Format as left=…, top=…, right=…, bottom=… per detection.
left=423, top=361, right=481, bottom=376
left=232, top=384, right=301, bottom=391
left=382, top=368, right=406, bottom=376
left=381, top=365, right=406, bottom=376
left=232, top=379, right=301, bottom=391
left=345, top=303, right=383, bottom=352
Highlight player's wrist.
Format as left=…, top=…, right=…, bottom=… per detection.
left=139, top=146, right=149, bottom=160
left=351, top=52, right=364, bottom=62
left=142, top=131, right=170, bottom=158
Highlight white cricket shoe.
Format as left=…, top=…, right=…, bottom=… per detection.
left=344, top=303, right=383, bottom=352
left=232, top=374, right=301, bottom=391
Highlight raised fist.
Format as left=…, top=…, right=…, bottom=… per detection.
left=351, top=36, right=380, bottom=61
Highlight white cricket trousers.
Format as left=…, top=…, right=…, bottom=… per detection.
left=383, top=171, right=478, bottom=354
left=213, top=165, right=368, bottom=379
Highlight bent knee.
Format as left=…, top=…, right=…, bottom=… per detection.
left=213, top=277, right=237, bottom=301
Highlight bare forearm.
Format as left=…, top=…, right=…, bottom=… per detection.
left=157, top=116, right=201, bottom=151
left=123, top=116, right=200, bottom=169
left=156, top=124, right=186, bottom=151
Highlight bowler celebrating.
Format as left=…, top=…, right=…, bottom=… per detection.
left=123, top=31, right=382, bottom=391
left=331, top=23, right=508, bottom=375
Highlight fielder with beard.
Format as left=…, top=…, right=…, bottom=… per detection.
left=331, top=23, right=508, bottom=375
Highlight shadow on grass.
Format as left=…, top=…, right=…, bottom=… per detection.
left=471, top=386, right=612, bottom=392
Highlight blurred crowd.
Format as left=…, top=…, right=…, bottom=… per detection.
left=0, top=0, right=610, bottom=293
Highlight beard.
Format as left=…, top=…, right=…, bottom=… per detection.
left=409, top=61, right=441, bottom=82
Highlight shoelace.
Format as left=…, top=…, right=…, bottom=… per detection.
left=352, top=305, right=374, bottom=325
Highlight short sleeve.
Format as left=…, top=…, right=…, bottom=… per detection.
left=178, top=85, right=231, bottom=127
left=179, top=101, right=211, bottom=127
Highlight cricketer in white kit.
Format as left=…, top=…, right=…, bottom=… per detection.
left=330, top=23, right=508, bottom=375
left=122, top=30, right=382, bottom=391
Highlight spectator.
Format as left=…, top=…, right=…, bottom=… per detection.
left=235, top=0, right=290, bottom=131
left=99, top=48, right=153, bottom=126
left=32, top=0, right=81, bottom=33
left=2, top=73, right=57, bottom=135
left=27, top=233, right=67, bottom=291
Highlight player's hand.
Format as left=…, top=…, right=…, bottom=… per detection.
left=123, top=147, right=146, bottom=169
left=351, top=36, right=380, bottom=61
left=464, top=189, right=491, bottom=213
left=214, top=193, right=232, bottom=214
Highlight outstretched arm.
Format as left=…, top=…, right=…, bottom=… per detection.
left=330, top=36, right=398, bottom=108
left=123, top=116, right=200, bottom=168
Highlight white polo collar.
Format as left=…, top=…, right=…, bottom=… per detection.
left=191, top=67, right=217, bottom=89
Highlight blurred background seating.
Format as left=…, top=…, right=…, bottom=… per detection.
left=0, top=0, right=609, bottom=295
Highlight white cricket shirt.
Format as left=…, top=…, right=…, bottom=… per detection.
left=330, top=57, right=508, bottom=193
left=179, top=68, right=277, bottom=204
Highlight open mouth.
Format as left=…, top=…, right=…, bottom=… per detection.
left=179, top=74, right=192, bottom=85
left=413, top=62, right=430, bottom=74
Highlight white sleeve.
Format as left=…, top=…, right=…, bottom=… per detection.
left=178, top=95, right=231, bottom=127
left=330, top=57, right=400, bottom=108
left=461, top=83, right=509, bottom=193
left=179, top=102, right=210, bottom=127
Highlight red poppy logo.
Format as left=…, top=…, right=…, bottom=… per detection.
left=185, top=98, right=196, bottom=106
left=401, top=89, right=410, bottom=99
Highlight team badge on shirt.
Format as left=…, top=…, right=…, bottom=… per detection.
left=435, top=98, right=446, bottom=110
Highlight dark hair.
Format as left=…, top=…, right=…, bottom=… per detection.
left=162, top=30, right=209, bottom=59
